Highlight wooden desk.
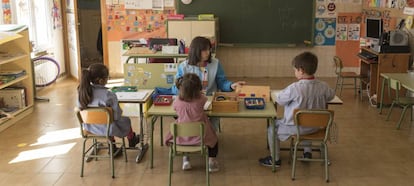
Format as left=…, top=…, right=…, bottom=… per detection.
left=116, top=89, right=154, bottom=163
left=357, top=47, right=410, bottom=104
left=378, top=73, right=414, bottom=114
left=147, top=97, right=278, bottom=172
left=123, top=48, right=188, bottom=63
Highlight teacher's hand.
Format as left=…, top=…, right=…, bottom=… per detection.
left=231, top=81, right=246, bottom=90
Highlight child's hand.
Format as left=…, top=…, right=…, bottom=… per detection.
left=231, top=81, right=246, bottom=90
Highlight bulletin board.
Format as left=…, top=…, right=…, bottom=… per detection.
left=105, top=4, right=175, bottom=41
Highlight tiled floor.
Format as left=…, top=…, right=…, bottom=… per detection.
left=0, top=77, right=414, bottom=186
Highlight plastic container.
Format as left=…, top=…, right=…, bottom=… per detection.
left=153, top=95, right=173, bottom=106
left=244, top=97, right=265, bottom=109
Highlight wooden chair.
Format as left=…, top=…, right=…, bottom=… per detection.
left=333, top=56, right=362, bottom=99
left=385, top=79, right=414, bottom=129
left=76, top=107, right=127, bottom=178
left=168, top=122, right=209, bottom=186
left=290, top=109, right=334, bottom=182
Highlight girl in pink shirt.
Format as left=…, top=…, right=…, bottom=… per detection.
left=164, top=73, right=219, bottom=172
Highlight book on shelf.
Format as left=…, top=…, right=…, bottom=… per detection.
left=0, top=70, right=26, bottom=84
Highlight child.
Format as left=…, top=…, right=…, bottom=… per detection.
left=259, top=52, right=335, bottom=167
left=164, top=73, right=220, bottom=172
left=77, top=63, right=139, bottom=155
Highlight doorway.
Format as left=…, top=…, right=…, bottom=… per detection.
left=77, top=0, right=102, bottom=68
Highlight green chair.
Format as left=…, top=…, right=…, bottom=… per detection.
left=385, top=79, right=414, bottom=129
left=76, top=107, right=127, bottom=178
left=333, top=56, right=362, bottom=99
left=168, top=122, right=209, bottom=186
left=290, top=109, right=334, bottom=183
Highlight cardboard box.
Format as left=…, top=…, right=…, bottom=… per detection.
left=0, top=88, right=26, bottom=109
left=212, top=92, right=239, bottom=113
left=236, top=85, right=270, bottom=102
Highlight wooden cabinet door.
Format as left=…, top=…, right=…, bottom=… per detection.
left=167, top=21, right=192, bottom=44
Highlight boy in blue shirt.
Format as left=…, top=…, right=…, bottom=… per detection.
left=259, top=52, right=335, bottom=167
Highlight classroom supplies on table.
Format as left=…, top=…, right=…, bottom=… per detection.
left=153, top=95, right=173, bottom=106
left=244, top=97, right=265, bottom=109
left=212, top=92, right=238, bottom=113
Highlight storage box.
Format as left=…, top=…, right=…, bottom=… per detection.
left=236, top=85, right=270, bottom=102
left=212, top=92, right=239, bottom=113
left=0, top=88, right=26, bottom=109
left=244, top=97, right=265, bottom=109
left=153, top=95, right=173, bottom=106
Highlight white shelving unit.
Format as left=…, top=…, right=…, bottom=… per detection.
left=0, top=26, right=34, bottom=132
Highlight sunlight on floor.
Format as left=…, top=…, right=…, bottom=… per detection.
left=9, top=143, right=76, bottom=164
left=9, top=127, right=81, bottom=164
left=31, top=128, right=80, bottom=146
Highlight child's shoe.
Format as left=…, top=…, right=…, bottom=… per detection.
left=128, top=132, right=139, bottom=148
left=258, top=156, right=281, bottom=167
left=109, top=144, right=122, bottom=158
left=182, top=160, right=192, bottom=170
left=208, top=159, right=220, bottom=172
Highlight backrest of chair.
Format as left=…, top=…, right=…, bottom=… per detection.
left=388, top=78, right=402, bottom=101
left=170, top=122, right=205, bottom=153
left=294, top=109, right=334, bottom=141
left=333, top=56, right=343, bottom=75
left=76, top=107, right=113, bottom=137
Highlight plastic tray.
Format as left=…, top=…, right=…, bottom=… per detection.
left=153, top=95, right=173, bottom=106
left=244, top=97, right=265, bottom=109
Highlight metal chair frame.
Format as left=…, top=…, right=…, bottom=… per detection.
left=76, top=107, right=127, bottom=178
left=290, top=109, right=334, bottom=182
left=168, top=122, right=209, bottom=186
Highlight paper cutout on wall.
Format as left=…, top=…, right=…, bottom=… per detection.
left=314, top=18, right=336, bottom=45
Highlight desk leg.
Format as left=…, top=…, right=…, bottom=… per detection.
left=150, top=116, right=159, bottom=168
left=271, top=117, right=276, bottom=172
left=379, top=77, right=387, bottom=114
left=135, top=103, right=148, bottom=163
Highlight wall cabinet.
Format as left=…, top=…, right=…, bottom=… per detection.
left=0, top=26, right=34, bottom=132
left=358, top=47, right=410, bottom=105
left=167, top=18, right=219, bottom=52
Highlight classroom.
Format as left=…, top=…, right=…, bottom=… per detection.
left=0, top=0, right=414, bottom=185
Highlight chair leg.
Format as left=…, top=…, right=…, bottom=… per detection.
left=109, top=141, right=115, bottom=178
left=334, top=76, right=339, bottom=94
left=354, top=78, right=357, bottom=96
left=291, top=142, right=299, bottom=180
left=323, top=143, right=329, bottom=182
left=396, top=106, right=409, bottom=129
left=206, top=150, right=210, bottom=186
left=80, top=139, right=87, bottom=177
left=122, top=138, right=128, bottom=162
left=168, top=148, right=173, bottom=186
left=339, top=78, right=344, bottom=96
left=160, top=117, right=164, bottom=146
left=386, top=102, right=396, bottom=121
left=359, top=79, right=363, bottom=101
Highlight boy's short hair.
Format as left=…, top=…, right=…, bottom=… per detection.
left=291, top=52, right=318, bottom=75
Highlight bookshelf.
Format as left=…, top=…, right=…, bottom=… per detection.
left=0, top=26, right=34, bottom=132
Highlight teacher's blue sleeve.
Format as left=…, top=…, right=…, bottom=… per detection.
left=215, top=62, right=233, bottom=92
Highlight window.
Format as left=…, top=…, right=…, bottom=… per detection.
left=11, top=0, right=53, bottom=51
